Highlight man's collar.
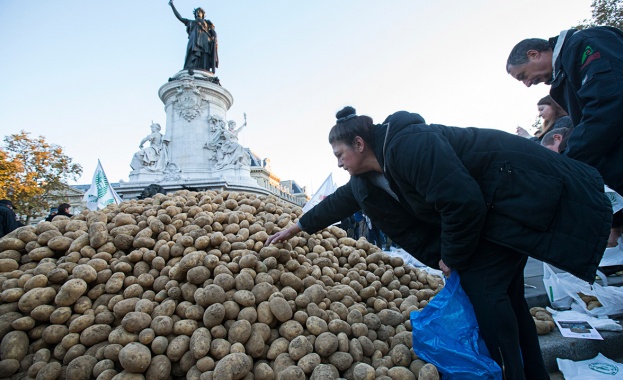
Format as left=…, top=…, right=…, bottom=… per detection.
left=550, top=29, right=576, bottom=85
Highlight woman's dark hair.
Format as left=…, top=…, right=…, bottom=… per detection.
left=328, top=106, right=375, bottom=147
left=536, top=95, right=569, bottom=136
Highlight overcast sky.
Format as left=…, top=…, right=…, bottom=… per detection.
left=0, top=0, right=592, bottom=193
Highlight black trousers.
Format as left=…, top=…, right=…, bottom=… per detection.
left=458, top=239, right=549, bottom=380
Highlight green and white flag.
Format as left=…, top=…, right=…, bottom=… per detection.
left=605, top=185, right=623, bottom=214
left=83, top=160, right=122, bottom=210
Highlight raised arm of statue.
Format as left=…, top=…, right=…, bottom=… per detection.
left=227, top=113, right=247, bottom=138
left=169, top=0, right=186, bottom=24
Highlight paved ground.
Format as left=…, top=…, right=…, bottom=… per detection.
left=522, top=258, right=623, bottom=379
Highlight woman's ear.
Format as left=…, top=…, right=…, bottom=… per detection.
left=353, top=136, right=365, bottom=152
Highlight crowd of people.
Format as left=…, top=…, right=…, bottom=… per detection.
left=340, top=211, right=395, bottom=251
left=0, top=201, right=73, bottom=239
left=267, top=25, right=623, bottom=380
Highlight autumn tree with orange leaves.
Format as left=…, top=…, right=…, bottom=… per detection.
left=0, top=131, right=82, bottom=223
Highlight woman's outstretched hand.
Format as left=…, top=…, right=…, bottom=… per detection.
left=265, top=224, right=302, bottom=245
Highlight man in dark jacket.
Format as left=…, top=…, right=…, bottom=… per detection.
left=56, top=203, right=73, bottom=218
left=506, top=26, right=623, bottom=195
left=0, top=199, right=21, bottom=238
left=267, top=108, right=611, bottom=380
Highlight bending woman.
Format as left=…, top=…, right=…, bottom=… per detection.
left=267, top=106, right=610, bottom=380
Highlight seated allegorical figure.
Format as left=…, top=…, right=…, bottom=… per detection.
left=204, top=114, right=250, bottom=169
left=130, top=123, right=170, bottom=172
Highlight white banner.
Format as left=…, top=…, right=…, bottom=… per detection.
left=82, top=160, right=122, bottom=210
left=302, top=173, right=337, bottom=213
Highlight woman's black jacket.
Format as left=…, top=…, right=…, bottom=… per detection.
left=299, top=111, right=611, bottom=283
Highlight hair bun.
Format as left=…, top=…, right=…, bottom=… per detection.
left=336, top=106, right=356, bottom=120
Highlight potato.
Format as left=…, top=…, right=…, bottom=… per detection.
left=166, top=335, right=190, bottom=361
left=173, top=319, right=198, bottom=336
left=63, top=344, right=87, bottom=366
left=122, top=312, right=152, bottom=333
left=18, top=287, right=56, bottom=313
left=151, top=336, right=169, bottom=355
left=190, top=327, right=212, bottom=359
left=29, top=246, right=55, bottom=261
left=108, top=326, right=138, bottom=345
left=47, top=236, right=73, bottom=252
left=68, top=314, right=95, bottom=333
left=145, top=355, right=171, bottom=380
left=288, top=335, right=312, bottom=361
left=418, top=363, right=439, bottom=380
left=269, top=297, right=292, bottom=322
left=93, top=359, right=115, bottom=378
left=213, top=353, right=253, bottom=380
left=277, top=320, right=302, bottom=341
left=0, top=258, right=19, bottom=272
left=0, top=359, right=20, bottom=376
left=310, top=364, right=339, bottom=379
left=89, top=222, right=109, bottom=249
left=36, top=361, right=63, bottom=380
left=227, top=320, right=252, bottom=345
left=0, top=238, right=26, bottom=251
left=42, top=324, right=69, bottom=344
left=119, top=342, right=151, bottom=373
left=66, top=355, right=98, bottom=380
left=0, top=330, right=29, bottom=361
left=55, top=278, right=87, bottom=306
left=1, top=288, right=24, bottom=303
left=534, top=319, right=552, bottom=335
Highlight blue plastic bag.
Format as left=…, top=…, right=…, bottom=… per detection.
left=410, top=272, right=502, bottom=380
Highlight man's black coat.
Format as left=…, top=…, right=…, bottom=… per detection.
left=549, top=26, right=623, bottom=193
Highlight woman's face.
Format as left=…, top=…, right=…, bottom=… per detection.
left=538, top=104, right=554, bottom=122
left=332, top=140, right=365, bottom=176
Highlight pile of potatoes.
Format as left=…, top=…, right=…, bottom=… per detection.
left=0, top=189, right=443, bottom=380
left=578, top=292, right=602, bottom=311
left=530, top=307, right=556, bottom=335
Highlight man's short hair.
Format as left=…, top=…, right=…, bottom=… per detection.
left=506, top=38, right=551, bottom=72
left=58, top=203, right=71, bottom=212
left=541, top=127, right=569, bottom=147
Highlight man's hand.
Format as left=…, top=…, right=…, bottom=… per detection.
left=265, top=224, right=302, bottom=246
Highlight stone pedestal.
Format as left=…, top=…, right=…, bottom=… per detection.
left=121, top=70, right=262, bottom=198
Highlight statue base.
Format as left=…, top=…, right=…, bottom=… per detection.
left=120, top=70, right=273, bottom=200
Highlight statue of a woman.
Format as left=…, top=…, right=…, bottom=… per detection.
left=204, top=115, right=250, bottom=169
left=169, top=0, right=218, bottom=73
left=130, top=123, right=170, bottom=172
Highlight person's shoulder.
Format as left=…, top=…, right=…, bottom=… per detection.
left=572, top=26, right=623, bottom=42
left=554, top=116, right=573, bottom=129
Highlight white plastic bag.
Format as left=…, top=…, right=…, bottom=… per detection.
left=542, top=263, right=589, bottom=310
left=557, top=353, right=623, bottom=379
left=543, top=263, right=623, bottom=317
left=600, top=246, right=623, bottom=267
